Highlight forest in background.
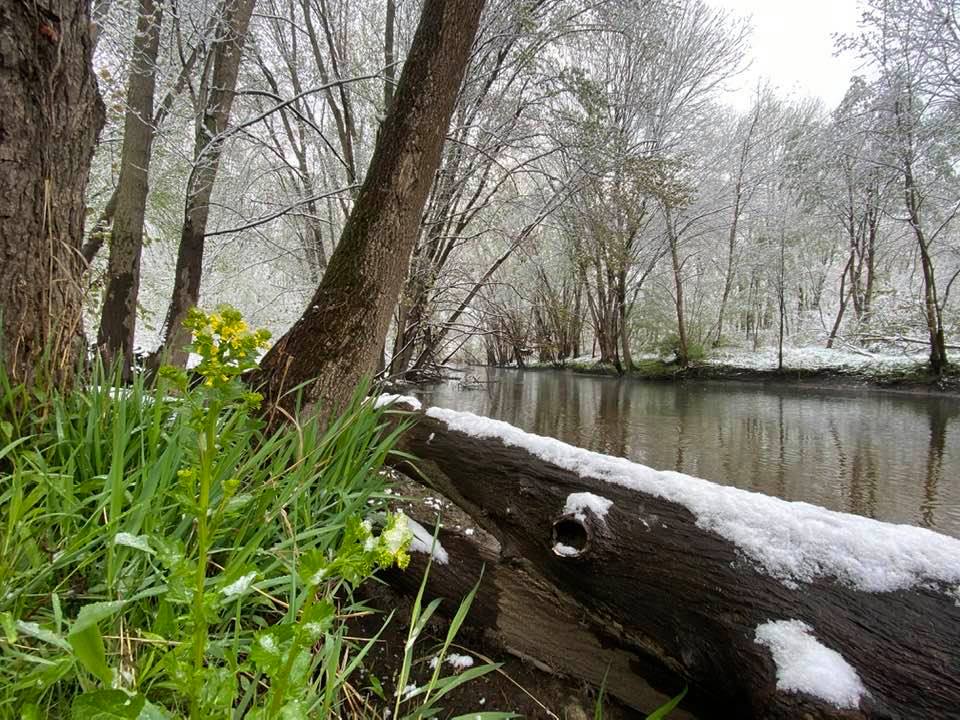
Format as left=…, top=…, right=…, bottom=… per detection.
left=78, top=0, right=959, bottom=378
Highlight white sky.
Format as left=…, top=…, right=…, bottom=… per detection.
left=709, top=0, right=864, bottom=110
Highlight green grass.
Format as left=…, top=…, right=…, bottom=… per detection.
left=0, top=309, right=505, bottom=719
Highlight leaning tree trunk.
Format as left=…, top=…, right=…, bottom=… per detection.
left=378, top=399, right=960, bottom=720
left=153, top=0, right=256, bottom=369
left=0, top=0, right=105, bottom=386
left=96, top=0, right=163, bottom=378
left=254, top=0, right=486, bottom=419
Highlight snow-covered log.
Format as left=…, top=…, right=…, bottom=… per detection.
left=377, top=396, right=960, bottom=720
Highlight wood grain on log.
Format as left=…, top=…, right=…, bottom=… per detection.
left=381, top=401, right=960, bottom=720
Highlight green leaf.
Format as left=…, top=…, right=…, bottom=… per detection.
left=71, top=690, right=144, bottom=719
left=113, top=532, right=154, bottom=554
left=368, top=674, right=385, bottom=701
left=645, top=686, right=688, bottom=720
left=71, top=600, right=125, bottom=636
left=137, top=701, right=173, bottom=720
left=0, top=611, right=16, bottom=642
left=15, top=620, right=71, bottom=651
left=68, top=601, right=125, bottom=684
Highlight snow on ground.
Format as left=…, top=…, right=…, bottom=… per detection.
left=564, top=492, right=613, bottom=521
left=405, top=516, right=449, bottom=565
left=706, top=346, right=948, bottom=373
left=425, top=406, right=960, bottom=593
left=374, top=393, right=423, bottom=411
left=755, top=620, right=866, bottom=709
left=429, top=653, right=475, bottom=671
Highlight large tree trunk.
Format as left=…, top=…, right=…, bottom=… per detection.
left=0, top=0, right=104, bottom=385
left=96, top=0, right=163, bottom=377
left=254, top=0, right=486, bottom=418
left=379, top=399, right=960, bottom=720
left=152, top=0, right=256, bottom=369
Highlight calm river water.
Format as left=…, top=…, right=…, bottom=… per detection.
left=412, top=368, right=960, bottom=538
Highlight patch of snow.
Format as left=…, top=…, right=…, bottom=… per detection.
left=553, top=543, right=580, bottom=557
left=755, top=620, right=866, bottom=709
left=405, top=516, right=449, bottom=564
left=400, top=683, right=420, bottom=701
left=374, top=394, right=423, bottom=411
left=425, top=406, right=960, bottom=593
left=220, top=572, right=257, bottom=600
left=464, top=527, right=475, bottom=536
left=429, top=653, right=475, bottom=671
left=445, top=653, right=475, bottom=670
left=564, top=492, right=613, bottom=522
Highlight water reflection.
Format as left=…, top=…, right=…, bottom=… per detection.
left=414, top=369, right=960, bottom=538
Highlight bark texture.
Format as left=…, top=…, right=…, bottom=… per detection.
left=154, top=0, right=255, bottom=368
left=383, top=402, right=960, bottom=720
left=254, top=0, right=486, bottom=417
left=97, top=0, right=163, bottom=377
left=0, top=0, right=104, bottom=384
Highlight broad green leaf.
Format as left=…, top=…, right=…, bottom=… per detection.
left=71, top=690, right=144, bottom=719
left=69, top=601, right=125, bottom=684
left=113, top=532, right=154, bottom=554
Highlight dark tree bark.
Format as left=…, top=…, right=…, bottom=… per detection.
left=0, top=0, right=105, bottom=385
left=382, top=402, right=960, bottom=720
left=96, top=0, right=163, bottom=377
left=152, top=0, right=256, bottom=369
left=254, top=0, right=486, bottom=418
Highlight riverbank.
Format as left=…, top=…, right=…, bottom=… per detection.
left=515, top=347, right=960, bottom=396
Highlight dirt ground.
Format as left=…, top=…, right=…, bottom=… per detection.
left=344, top=581, right=639, bottom=719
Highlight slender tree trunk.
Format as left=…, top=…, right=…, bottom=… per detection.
left=383, top=0, right=396, bottom=112
left=0, top=0, right=104, bottom=385
left=97, top=0, right=163, bottom=377
left=827, top=252, right=854, bottom=349
left=254, top=0, right=486, bottom=418
left=777, top=227, right=786, bottom=371
left=902, top=160, right=948, bottom=374
left=665, top=208, right=689, bottom=367
left=153, top=0, right=256, bottom=368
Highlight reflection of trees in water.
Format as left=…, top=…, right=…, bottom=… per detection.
left=847, top=443, right=878, bottom=520
left=464, top=370, right=959, bottom=536
left=920, top=400, right=958, bottom=528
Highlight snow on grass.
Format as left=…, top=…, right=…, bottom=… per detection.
left=374, top=393, right=423, bottom=411
left=405, top=516, right=449, bottom=565
left=755, top=620, right=866, bottom=709
left=564, top=492, right=613, bottom=521
left=425, top=406, right=960, bottom=593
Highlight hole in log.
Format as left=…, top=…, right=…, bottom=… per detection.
left=552, top=514, right=591, bottom=558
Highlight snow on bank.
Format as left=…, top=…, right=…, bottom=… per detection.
left=374, top=393, right=422, bottom=411
left=755, top=620, right=866, bottom=709
left=706, top=346, right=949, bottom=373
left=425, top=406, right=960, bottom=593
left=564, top=492, right=613, bottom=521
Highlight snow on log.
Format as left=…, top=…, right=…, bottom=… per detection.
left=378, top=397, right=960, bottom=719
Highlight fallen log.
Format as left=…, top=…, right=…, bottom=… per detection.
left=377, top=396, right=960, bottom=720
